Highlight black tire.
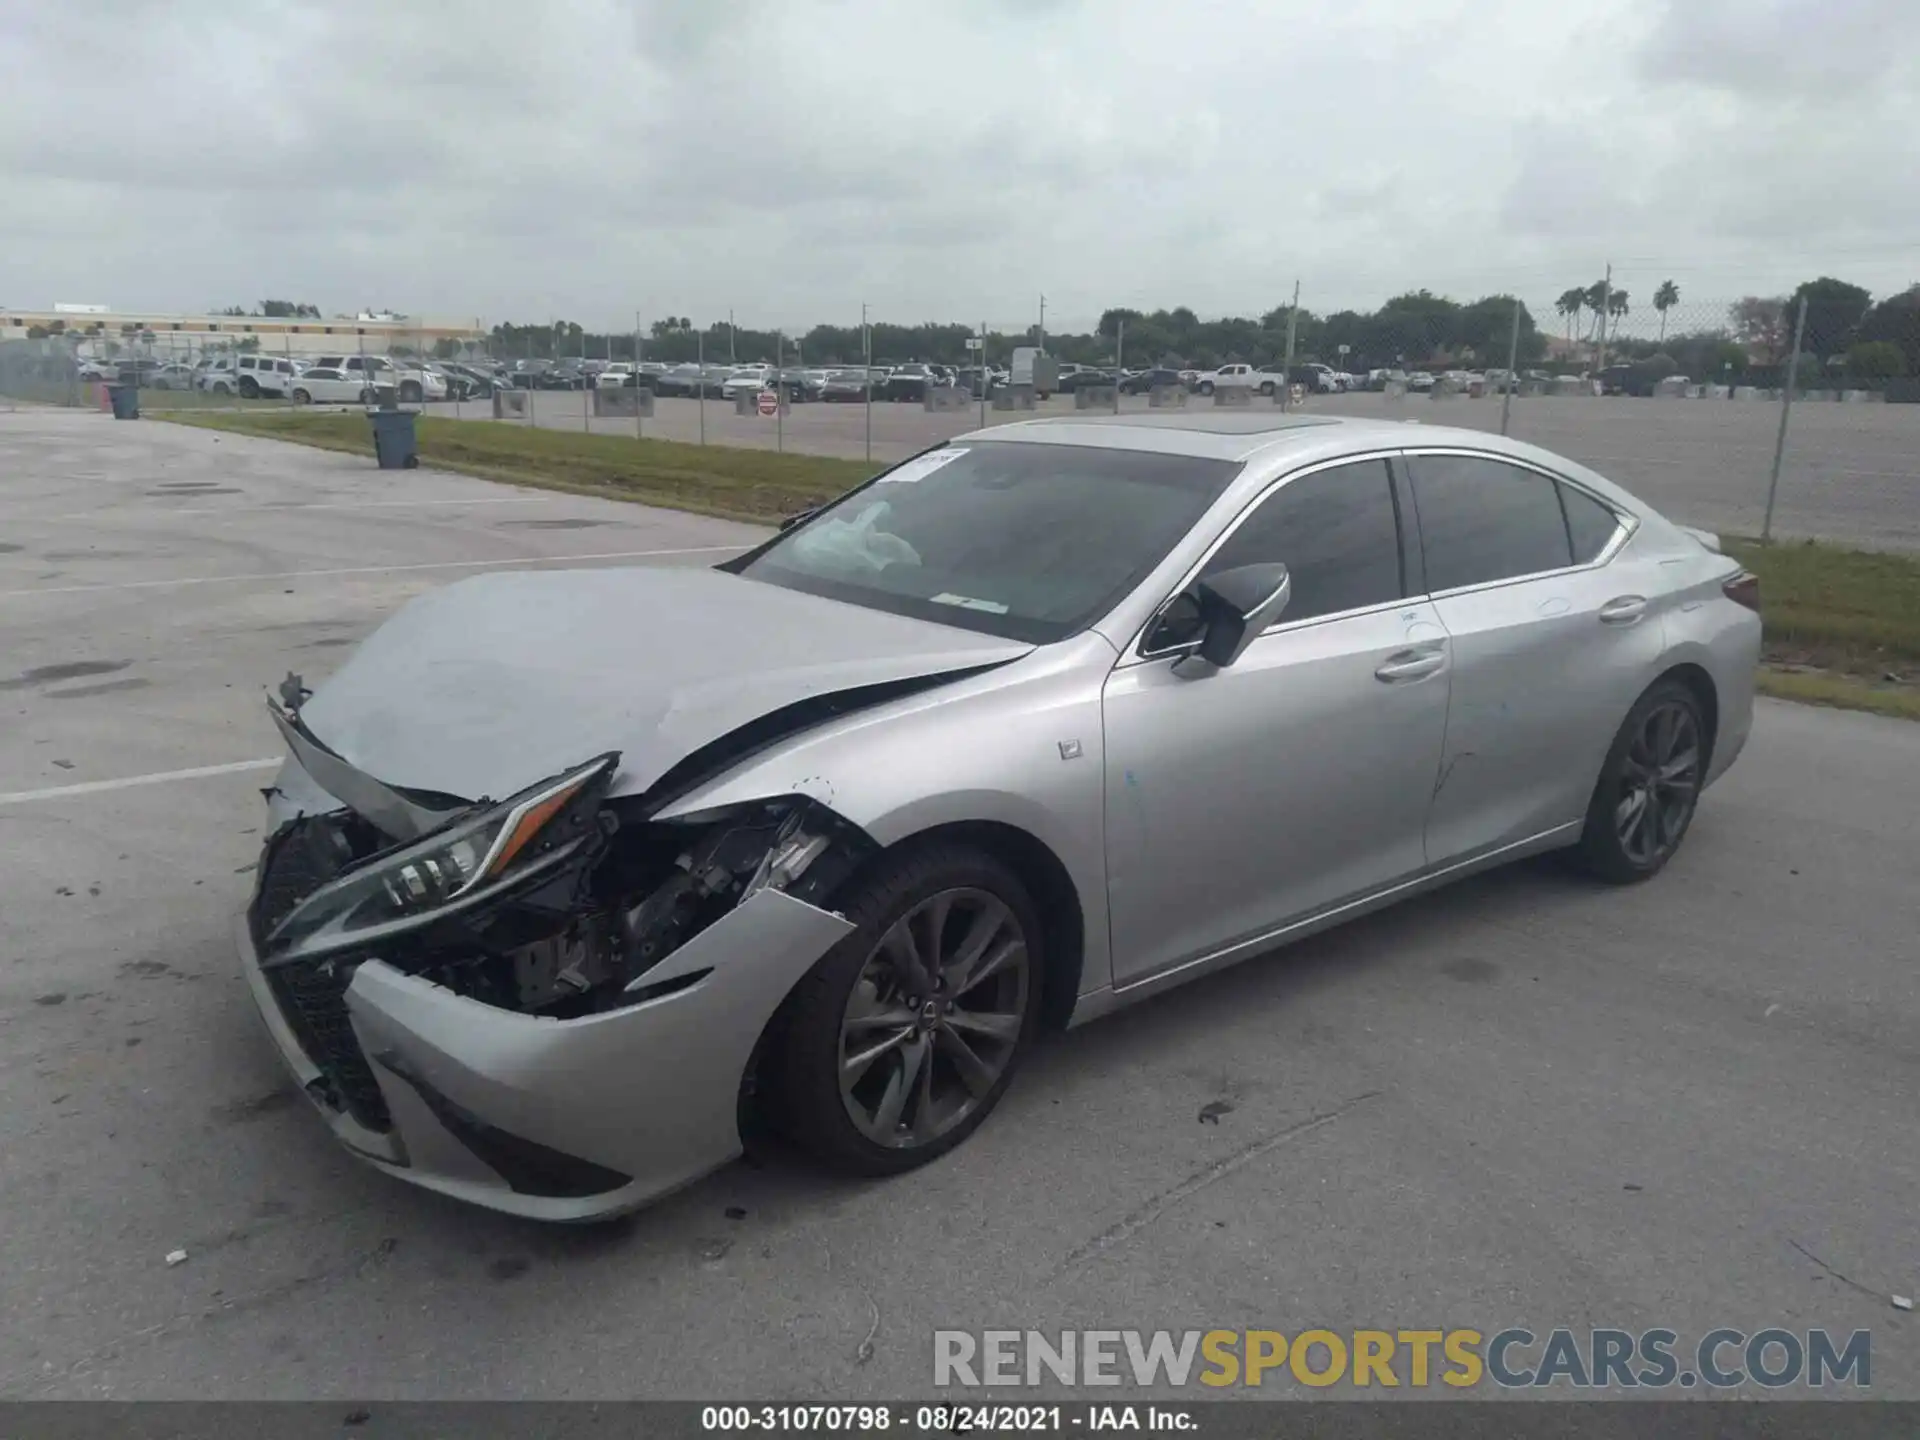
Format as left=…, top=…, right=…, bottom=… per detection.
left=1259, top=381, right=1276, bottom=396
left=1573, top=679, right=1709, bottom=884
left=767, top=843, right=1044, bottom=1177
left=238, top=377, right=259, bottom=399
left=291, top=388, right=312, bottom=405
left=399, top=381, right=422, bottom=403
left=359, top=388, right=375, bottom=405
left=213, top=382, right=232, bottom=396
left=1198, top=381, right=1214, bottom=395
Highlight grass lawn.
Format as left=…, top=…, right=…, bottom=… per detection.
left=1726, top=538, right=1920, bottom=721
left=160, top=410, right=873, bottom=523
left=155, top=412, right=1920, bottom=720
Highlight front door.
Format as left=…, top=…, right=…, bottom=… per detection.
left=1102, top=456, right=1451, bottom=987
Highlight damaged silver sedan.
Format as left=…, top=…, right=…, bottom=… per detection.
left=240, top=413, right=1760, bottom=1219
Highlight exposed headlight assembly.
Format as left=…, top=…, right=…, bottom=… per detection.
left=263, top=753, right=619, bottom=965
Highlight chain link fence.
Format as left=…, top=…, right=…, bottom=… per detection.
left=7, top=283, right=1918, bottom=549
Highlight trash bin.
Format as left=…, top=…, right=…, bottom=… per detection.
left=368, top=409, right=420, bottom=470
left=107, top=384, right=141, bottom=421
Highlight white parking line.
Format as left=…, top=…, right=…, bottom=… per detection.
left=43, top=496, right=557, bottom=521
left=0, top=758, right=280, bottom=806
left=0, top=544, right=751, bottom=598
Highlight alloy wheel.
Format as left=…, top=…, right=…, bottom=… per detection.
left=837, top=887, right=1029, bottom=1149
left=1615, top=700, right=1701, bottom=866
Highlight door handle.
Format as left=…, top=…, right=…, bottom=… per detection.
left=1599, top=595, right=1648, bottom=626
left=1375, top=648, right=1446, bottom=682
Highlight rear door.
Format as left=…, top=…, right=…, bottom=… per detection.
left=1404, top=449, right=1669, bottom=865
left=1103, top=455, right=1450, bottom=985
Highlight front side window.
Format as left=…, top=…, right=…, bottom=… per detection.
left=1198, top=459, right=1405, bottom=626
left=730, top=442, right=1243, bottom=644
left=1407, top=454, right=1574, bottom=592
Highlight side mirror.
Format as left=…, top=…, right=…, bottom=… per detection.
left=1162, top=562, right=1291, bottom=671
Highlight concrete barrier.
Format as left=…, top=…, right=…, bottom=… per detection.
left=591, top=387, right=654, bottom=417
left=992, top=385, right=1037, bottom=411
left=492, top=390, right=529, bottom=419
left=1550, top=376, right=1588, bottom=396
left=1384, top=381, right=1408, bottom=402
left=923, top=385, right=969, bottom=412
left=1148, top=385, right=1187, bottom=408
left=1212, top=387, right=1252, bottom=407
left=1074, top=385, right=1117, bottom=409
left=1733, top=386, right=1759, bottom=401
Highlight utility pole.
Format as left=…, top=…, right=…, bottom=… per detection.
left=1595, top=263, right=1612, bottom=377
left=1038, top=294, right=1046, bottom=354
left=863, top=302, right=873, bottom=465
left=1762, top=294, right=1810, bottom=545
left=1280, top=279, right=1300, bottom=409
left=728, top=308, right=736, bottom=364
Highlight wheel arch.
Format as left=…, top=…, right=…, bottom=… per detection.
left=1651, top=660, right=1720, bottom=765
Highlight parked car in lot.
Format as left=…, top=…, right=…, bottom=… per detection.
left=1288, top=363, right=1340, bottom=394
left=1194, top=363, right=1281, bottom=396
left=145, top=362, right=199, bottom=390
left=238, top=411, right=1759, bottom=1220
left=1118, top=367, right=1187, bottom=395
left=818, top=369, right=871, bottom=402
left=1406, top=370, right=1437, bottom=393
left=1058, top=367, right=1121, bottom=393
left=878, top=363, right=940, bottom=401
left=722, top=364, right=775, bottom=400
left=289, top=365, right=375, bottom=405
left=437, top=363, right=497, bottom=399
left=302, top=355, right=447, bottom=403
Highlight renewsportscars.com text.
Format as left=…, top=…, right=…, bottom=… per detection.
left=933, top=1328, right=1872, bottom=1390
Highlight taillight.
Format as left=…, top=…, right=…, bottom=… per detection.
left=1723, top=571, right=1760, bottom=613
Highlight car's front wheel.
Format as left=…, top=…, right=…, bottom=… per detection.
left=769, top=843, right=1042, bottom=1176
left=399, top=381, right=423, bottom=403
left=1575, top=679, right=1708, bottom=884
left=291, top=388, right=312, bottom=405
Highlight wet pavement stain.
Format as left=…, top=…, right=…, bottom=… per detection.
left=0, top=660, right=130, bottom=691
left=46, top=678, right=151, bottom=699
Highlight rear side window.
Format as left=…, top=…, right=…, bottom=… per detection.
left=1408, top=454, right=1573, bottom=591
left=1559, top=483, right=1622, bottom=563
left=1201, top=459, right=1404, bottom=624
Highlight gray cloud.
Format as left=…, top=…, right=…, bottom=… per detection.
left=2, top=0, right=1914, bottom=332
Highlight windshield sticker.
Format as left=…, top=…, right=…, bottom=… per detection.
left=875, top=448, right=968, bottom=485
left=930, top=592, right=1010, bottom=615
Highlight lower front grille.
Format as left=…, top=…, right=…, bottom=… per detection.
left=252, top=819, right=394, bottom=1133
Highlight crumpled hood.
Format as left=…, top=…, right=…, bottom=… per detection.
left=296, top=565, right=1031, bottom=803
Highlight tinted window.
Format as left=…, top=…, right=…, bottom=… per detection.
left=733, top=442, right=1243, bottom=643
left=1200, top=459, right=1403, bottom=624
left=1559, top=483, right=1621, bottom=563
left=1410, top=455, right=1573, bottom=591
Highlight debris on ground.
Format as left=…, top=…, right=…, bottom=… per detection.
left=165, top=1249, right=188, bottom=1267
left=1894, top=1295, right=1913, bottom=1312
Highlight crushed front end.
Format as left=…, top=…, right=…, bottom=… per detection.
left=238, top=703, right=868, bottom=1220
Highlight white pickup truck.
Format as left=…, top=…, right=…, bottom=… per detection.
left=1193, top=363, right=1281, bottom=396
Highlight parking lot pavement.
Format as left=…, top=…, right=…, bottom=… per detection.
left=425, top=387, right=1920, bottom=552
left=3, top=408, right=1917, bottom=1400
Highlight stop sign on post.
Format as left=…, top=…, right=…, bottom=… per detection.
left=756, top=389, right=778, bottom=416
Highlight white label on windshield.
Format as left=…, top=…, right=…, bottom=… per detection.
left=931, top=592, right=1010, bottom=615
left=875, top=448, right=968, bottom=485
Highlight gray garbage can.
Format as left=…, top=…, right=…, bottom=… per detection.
left=368, top=409, right=420, bottom=470
left=108, top=384, right=141, bottom=420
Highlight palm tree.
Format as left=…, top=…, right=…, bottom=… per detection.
left=1607, top=289, right=1630, bottom=344
left=1556, top=288, right=1585, bottom=348
left=1653, top=280, right=1679, bottom=340
left=1582, top=280, right=1611, bottom=341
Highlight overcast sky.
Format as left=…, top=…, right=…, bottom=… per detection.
left=3, top=0, right=1914, bottom=334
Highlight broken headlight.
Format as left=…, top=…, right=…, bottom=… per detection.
left=263, top=753, right=619, bottom=965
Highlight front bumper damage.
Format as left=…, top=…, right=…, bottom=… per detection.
left=238, top=715, right=865, bottom=1221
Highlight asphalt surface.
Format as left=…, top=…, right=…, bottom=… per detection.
left=413, top=384, right=1920, bottom=552
left=1, top=408, right=1915, bottom=1401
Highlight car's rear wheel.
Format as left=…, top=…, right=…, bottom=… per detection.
left=238, top=377, right=259, bottom=399
left=1574, top=679, right=1708, bottom=884
left=769, top=844, right=1042, bottom=1176
left=1198, top=381, right=1214, bottom=395
left=1259, top=381, right=1275, bottom=395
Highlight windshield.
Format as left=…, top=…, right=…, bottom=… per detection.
left=729, top=441, right=1241, bottom=643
